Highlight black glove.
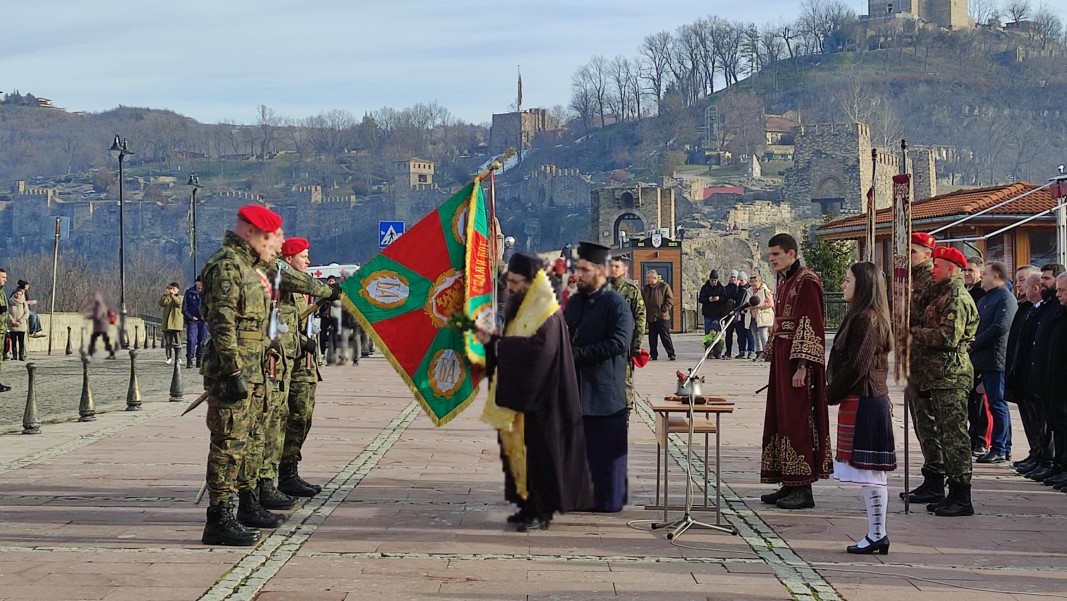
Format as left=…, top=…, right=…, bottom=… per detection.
left=0, top=305, right=6, bottom=314
left=328, top=284, right=342, bottom=302
left=224, top=373, right=249, bottom=402
left=303, top=338, right=318, bottom=355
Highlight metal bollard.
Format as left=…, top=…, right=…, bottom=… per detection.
left=151, top=326, right=158, bottom=349
left=65, top=326, right=73, bottom=356
left=168, top=342, right=184, bottom=402
left=78, top=351, right=96, bottom=421
left=125, top=349, right=142, bottom=411
left=133, top=325, right=140, bottom=350
left=22, top=363, right=41, bottom=434
left=143, top=325, right=149, bottom=350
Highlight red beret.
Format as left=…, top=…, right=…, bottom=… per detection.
left=238, top=205, right=283, bottom=232
left=281, top=237, right=309, bottom=256
left=933, top=246, right=968, bottom=269
left=911, top=232, right=937, bottom=249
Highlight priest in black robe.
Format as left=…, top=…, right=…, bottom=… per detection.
left=563, top=242, right=635, bottom=512
left=481, top=252, right=594, bottom=532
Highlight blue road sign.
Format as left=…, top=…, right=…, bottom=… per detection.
left=378, top=221, right=405, bottom=248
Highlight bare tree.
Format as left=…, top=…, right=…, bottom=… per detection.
left=569, top=68, right=597, bottom=133
left=255, top=104, right=281, bottom=159
left=639, top=31, right=673, bottom=106
left=969, top=0, right=999, bottom=25
left=609, top=55, right=632, bottom=122
left=1007, top=0, right=1032, bottom=23
left=305, top=109, right=356, bottom=157
left=587, top=55, right=610, bottom=128
left=716, top=90, right=765, bottom=157
left=1033, top=3, right=1064, bottom=47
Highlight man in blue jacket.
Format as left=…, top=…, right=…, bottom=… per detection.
left=183, top=277, right=208, bottom=369
left=969, top=262, right=1017, bottom=464
left=563, top=241, right=634, bottom=512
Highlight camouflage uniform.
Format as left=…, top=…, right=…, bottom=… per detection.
left=283, top=290, right=321, bottom=462
left=200, top=231, right=273, bottom=506
left=911, top=271, right=979, bottom=486
left=610, top=276, right=646, bottom=411
left=260, top=261, right=332, bottom=481
left=906, top=259, right=941, bottom=470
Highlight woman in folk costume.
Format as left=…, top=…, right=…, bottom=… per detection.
left=826, top=262, right=898, bottom=555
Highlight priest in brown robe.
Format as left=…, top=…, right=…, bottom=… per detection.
left=759, top=233, right=833, bottom=509
left=480, top=252, right=594, bottom=532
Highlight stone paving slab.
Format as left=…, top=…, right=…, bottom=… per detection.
left=1, top=335, right=1066, bottom=600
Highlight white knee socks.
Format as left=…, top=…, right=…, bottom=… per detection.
left=859, top=485, right=888, bottom=545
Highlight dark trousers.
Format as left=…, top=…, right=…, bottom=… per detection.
left=647, top=321, right=675, bottom=359
left=9, top=332, right=25, bottom=359
left=1052, top=403, right=1067, bottom=468
left=186, top=321, right=208, bottom=359
left=1018, top=393, right=1052, bottom=462
left=968, top=375, right=992, bottom=451
left=163, top=330, right=181, bottom=358
left=89, top=332, right=113, bottom=355
left=724, top=319, right=738, bottom=354
left=733, top=321, right=753, bottom=355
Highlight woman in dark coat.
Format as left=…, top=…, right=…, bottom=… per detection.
left=826, top=262, right=897, bottom=555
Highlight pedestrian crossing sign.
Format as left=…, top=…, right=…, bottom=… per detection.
left=378, top=221, right=405, bottom=248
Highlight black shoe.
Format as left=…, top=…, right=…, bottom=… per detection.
left=237, top=489, right=285, bottom=528
left=760, top=486, right=791, bottom=505
left=1013, top=456, right=1035, bottom=468
left=976, top=452, right=1007, bottom=464
left=203, top=501, right=261, bottom=546
left=902, top=468, right=945, bottom=504
left=105, top=353, right=117, bottom=360
left=1043, top=473, right=1067, bottom=487
left=846, top=535, right=890, bottom=555
left=934, top=482, right=974, bottom=517
left=186, top=357, right=193, bottom=369
left=518, top=515, right=551, bottom=532
left=278, top=461, right=321, bottom=497
left=776, top=485, right=815, bottom=509
left=668, top=356, right=676, bottom=361
left=196, top=356, right=202, bottom=368
left=0, top=383, right=10, bottom=393
left=506, top=509, right=529, bottom=524
left=258, top=478, right=296, bottom=510
left=722, top=355, right=732, bottom=360
left=735, top=353, right=745, bottom=359
left=1018, top=461, right=1044, bottom=476
left=1028, top=466, right=1060, bottom=482
left=650, top=356, right=658, bottom=361
left=972, top=446, right=989, bottom=457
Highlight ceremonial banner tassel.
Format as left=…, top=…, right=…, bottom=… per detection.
left=339, top=180, right=490, bottom=426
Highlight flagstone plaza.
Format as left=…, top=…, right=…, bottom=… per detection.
left=0, top=334, right=1065, bottom=600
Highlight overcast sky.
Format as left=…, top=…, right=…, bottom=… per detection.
left=0, top=0, right=1031, bottom=126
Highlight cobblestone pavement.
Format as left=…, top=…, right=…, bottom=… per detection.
left=0, top=345, right=189, bottom=433
left=0, top=335, right=1065, bottom=600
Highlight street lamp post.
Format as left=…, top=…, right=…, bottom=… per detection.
left=109, top=134, right=134, bottom=349
left=187, top=174, right=203, bottom=280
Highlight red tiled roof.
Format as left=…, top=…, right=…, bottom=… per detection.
left=820, top=182, right=1056, bottom=232
left=704, top=186, right=745, bottom=200
left=764, top=115, right=799, bottom=133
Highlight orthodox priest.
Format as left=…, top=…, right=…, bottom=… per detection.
left=759, top=233, right=832, bottom=509
left=564, top=242, right=634, bottom=512
left=481, top=253, right=594, bottom=532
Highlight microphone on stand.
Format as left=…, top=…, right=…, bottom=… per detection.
left=731, top=296, right=761, bottom=315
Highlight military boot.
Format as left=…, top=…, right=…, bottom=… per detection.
left=237, top=489, right=285, bottom=528
left=278, top=460, right=321, bottom=497
left=760, top=486, right=792, bottom=505
left=258, top=478, right=296, bottom=510
left=776, top=485, right=815, bottom=509
left=202, top=500, right=261, bottom=546
left=901, top=468, right=945, bottom=504
left=934, top=482, right=974, bottom=517
left=186, top=356, right=193, bottom=369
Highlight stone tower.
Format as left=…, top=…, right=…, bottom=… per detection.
left=590, top=185, right=675, bottom=248
left=868, top=0, right=973, bottom=29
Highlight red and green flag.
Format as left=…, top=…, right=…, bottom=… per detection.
left=340, top=180, right=492, bottom=426
left=464, top=178, right=493, bottom=366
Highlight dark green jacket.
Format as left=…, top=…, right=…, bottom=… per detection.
left=911, top=272, right=978, bottom=391
left=0, top=285, right=7, bottom=334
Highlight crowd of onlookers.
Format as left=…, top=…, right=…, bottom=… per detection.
left=2, top=275, right=46, bottom=362
left=969, top=260, right=1067, bottom=492
left=699, top=269, right=775, bottom=361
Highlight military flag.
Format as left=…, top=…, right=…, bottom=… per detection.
left=463, top=178, right=493, bottom=366
left=340, top=180, right=491, bottom=426
left=891, top=172, right=912, bottom=383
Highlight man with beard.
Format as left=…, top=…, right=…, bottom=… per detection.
left=564, top=242, right=634, bottom=512
left=1018, top=264, right=1067, bottom=484
left=759, top=234, right=831, bottom=510
left=480, top=253, right=594, bottom=532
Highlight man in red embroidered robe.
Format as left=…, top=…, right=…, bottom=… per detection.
left=759, top=233, right=833, bottom=509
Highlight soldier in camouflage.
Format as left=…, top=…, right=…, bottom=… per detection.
left=198, top=205, right=284, bottom=546
left=277, top=238, right=326, bottom=497
left=257, top=236, right=336, bottom=511
left=910, top=246, right=979, bottom=517
left=901, top=232, right=943, bottom=504
left=608, top=255, right=646, bottom=412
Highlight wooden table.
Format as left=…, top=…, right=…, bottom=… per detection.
left=645, top=398, right=735, bottom=527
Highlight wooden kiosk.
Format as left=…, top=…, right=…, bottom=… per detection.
left=628, top=231, right=683, bottom=333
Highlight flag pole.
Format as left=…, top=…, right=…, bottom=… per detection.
left=867, top=148, right=878, bottom=264
left=489, top=167, right=499, bottom=331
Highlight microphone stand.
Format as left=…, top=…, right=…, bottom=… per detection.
left=652, top=302, right=752, bottom=541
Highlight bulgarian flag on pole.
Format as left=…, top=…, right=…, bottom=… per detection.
left=340, top=179, right=492, bottom=426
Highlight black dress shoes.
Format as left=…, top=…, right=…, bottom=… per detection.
left=976, top=452, right=1007, bottom=464
left=847, top=535, right=890, bottom=555
left=518, top=515, right=550, bottom=532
